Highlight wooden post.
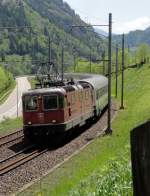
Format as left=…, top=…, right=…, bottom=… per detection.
left=131, top=121, right=150, bottom=196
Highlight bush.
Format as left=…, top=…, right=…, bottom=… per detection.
left=0, top=66, right=14, bottom=95
left=69, top=152, right=133, bottom=196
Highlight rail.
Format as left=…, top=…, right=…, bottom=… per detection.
left=0, top=129, right=23, bottom=148
left=0, top=145, right=48, bottom=175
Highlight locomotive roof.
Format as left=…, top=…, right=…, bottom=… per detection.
left=22, top=87, right=66, bottom=96
left=22, top=84, right=83, bottom=96
left=23, top=74, right=108, bottom=96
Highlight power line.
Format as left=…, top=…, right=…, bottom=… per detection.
left=0, top=26, right=32, bottom=30
left=68, top=24, right=109, bottom=28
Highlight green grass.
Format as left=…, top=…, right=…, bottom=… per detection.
left=28, top=77, right=37, bottom=89
left=0, top=65, right=16, bottom=105
left=0, top=117, right=23, bottom=136
left=18, top=64, right=150, bottom=196
left=70, top=149, right=132, bottom=196
left=0, top=80, right=16, bottom=105
left=68, top=60, right=117, bottom=75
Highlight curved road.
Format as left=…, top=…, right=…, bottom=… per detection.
left=0, top=77, right=31, bottom=121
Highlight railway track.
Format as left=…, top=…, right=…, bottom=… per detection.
left=0, top=129, right=24, bottom=148
left=0, top=102, right=117, bottom=195
left=0, top=144, right=48, bottom=175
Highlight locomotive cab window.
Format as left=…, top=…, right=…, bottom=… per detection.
left=43, top=95, right=58, bottom=110
left=24, top=96, right=38, bottom=111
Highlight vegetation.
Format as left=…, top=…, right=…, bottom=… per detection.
left=0, top=0, right=105, bottom=76
left=0, top=1, right=150, bottom=76
left=18, top=62, right=150, bottom=196
left=0, top=117, right=22, bottom=136
left=70, top=150, right=132, bottom=196
left=68, top=43, right=150, bottom=75
left=28, top=77, right=37, bottom=89
left=0, top=0, right=150, bottom=194
left=113, top=27, right=150, bottom=47
left=0, top=65, right=15, bottom=104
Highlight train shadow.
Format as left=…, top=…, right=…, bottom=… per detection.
left=8, top=137, right=34, bottom=153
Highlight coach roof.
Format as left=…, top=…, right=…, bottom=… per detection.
left=79, top=74, right=108, bottom=90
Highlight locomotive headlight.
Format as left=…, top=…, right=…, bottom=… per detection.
left=28, top=121, right=32, bottom=125
left=52, top=120, right=56, bottom=123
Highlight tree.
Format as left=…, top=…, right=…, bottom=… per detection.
left=136, top=43, right=150, bottom=64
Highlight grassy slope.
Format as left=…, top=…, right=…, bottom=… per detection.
left=0, top=66, right=16, bottom=105
left=18, top=64, right=150, bottom=195
left=0, top=80, right=16, bottom=105
left=0, top=66, right=22, bottom=136
left=68, top=59, right=117, bottom=74
left=0, top=118, right=22, bottom=136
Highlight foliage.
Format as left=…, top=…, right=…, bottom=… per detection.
left=0, top=117, right=22, bottom=136
left=69, top=150, right=132, bottom=196
left=28, top=77, right=37, bottom=89
left=0, top=65, right=14, bottom=94
left=0, top=65, right=15, bottom=106
left=136, top=43, right=150, bottom=63
left=68, top=59, right=104, bottom=74
left=0, top=0, right=106, bottom=75
left=113, top=27, right=150, bottom=47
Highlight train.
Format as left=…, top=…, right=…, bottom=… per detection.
left=22, top=74, right=108, bottom=143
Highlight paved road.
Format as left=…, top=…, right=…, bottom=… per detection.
left=0, top=77, right=31, bottom=121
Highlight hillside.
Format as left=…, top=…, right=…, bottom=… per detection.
left=94, top=28, right=108, bottom=37
left=0, top=65, right=15, bottom=104
left=113, top=27, right=150, bottom=47
left=0, top=0, right=105, bottom=75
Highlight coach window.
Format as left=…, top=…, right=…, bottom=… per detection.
left=25, top=96, right=38, bottom=111
left=43, top=95, right=58, bottom=110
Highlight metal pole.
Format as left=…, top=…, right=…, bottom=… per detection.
left=120, top=33, right=125, bottom=109
left=106, top=13, right=112, bottom=134
left=48, top=37, right=52, bottom=63
left=61, top=45, right=64, bottom=81
left=103, top=50, right=105, bottom=75
left=90, top=47, right=92, bottom=73
left=74, top=54, right=76, bottom=73
left=115, top=44, right=118, bottom=98
left=17, top=81, right=19, bottom=118
left=135, top=51, right=137, bottom=65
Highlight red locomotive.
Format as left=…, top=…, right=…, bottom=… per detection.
left=22, top=74, right=108, bottom=143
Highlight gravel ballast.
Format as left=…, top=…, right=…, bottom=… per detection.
left=0, top=103, right=117, bottom=195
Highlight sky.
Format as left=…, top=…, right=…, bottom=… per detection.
left=64, top=0, right=150, bottom=34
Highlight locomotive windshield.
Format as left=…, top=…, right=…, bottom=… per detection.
left=23, top=94, right=64, bottom=112
left=43, top=95, right=58, bottom=110
left=24, top=96, right=38, bottom=111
